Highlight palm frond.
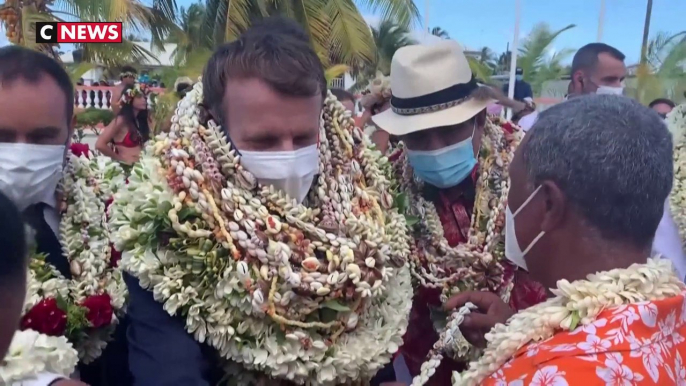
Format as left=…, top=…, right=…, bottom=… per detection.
left=356, top=0, right=419, bottom=29
left=324, top=0, right=375, bottom=67
left=325, top=63, right=350, bottom=83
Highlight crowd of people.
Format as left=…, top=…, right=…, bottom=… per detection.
left=0, top=15, right=685, bottom=386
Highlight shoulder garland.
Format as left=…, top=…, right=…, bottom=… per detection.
left=391, top=116, right=521, bottom=301
left=669, top=104, right=686, bottom=246
left=110, top=80, right=412, bottom=384
left=1, top=152, right=128, bottom=383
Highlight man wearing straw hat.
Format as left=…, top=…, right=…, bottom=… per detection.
left=373, top=40, right=547, bottom=385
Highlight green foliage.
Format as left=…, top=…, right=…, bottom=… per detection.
left=75, top=108, right=115, bottom=128
left=518, top=23, right=576, bottom=95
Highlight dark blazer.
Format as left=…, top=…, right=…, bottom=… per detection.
left=124, top=273, right=221, bottom=385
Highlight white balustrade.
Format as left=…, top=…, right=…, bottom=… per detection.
left=74, top=86, right=164, bottom=111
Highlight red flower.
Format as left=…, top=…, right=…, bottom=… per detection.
left=501, top=121, right=516, bottom=134
left=82, top=294, right=113, bottom=328
left=70, top=143, right=91, bottom=158
left=20, top=298, right=67, bottom=336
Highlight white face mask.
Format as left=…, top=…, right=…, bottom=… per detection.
left=0, top=143, right=65, bottom=211
left=596, top=85, right=624, bottom=96
left=239, top=145, right=319, bottom=204
left=504, top=185, right=544, bottom=270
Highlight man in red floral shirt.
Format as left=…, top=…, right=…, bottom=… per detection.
left=372, top=41, right=547, bottom=385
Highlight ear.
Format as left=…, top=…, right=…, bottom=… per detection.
left=539, top=180, right=567, bottom=233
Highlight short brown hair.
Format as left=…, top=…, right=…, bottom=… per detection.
left=202, top=17, right=326, bottom=125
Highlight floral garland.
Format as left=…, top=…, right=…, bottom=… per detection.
left=440, top=258, right=684, bottom=385
left=392, top=117, right=520, bottom=302
left=3, top=151, right=128, bottom=382
left=119, top=82, right=151, bottom=107
left=110, top=80, right=413, bottom=384
left=668, top=104, right=686, bottom=246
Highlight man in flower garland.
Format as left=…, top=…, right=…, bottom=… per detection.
left=0, top=46, right=129, bottom=386
left=446, top=95, right=686, bottom=384
left=371, top=40, right=547, bottom=385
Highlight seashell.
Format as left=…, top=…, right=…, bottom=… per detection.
left=346, top=263, right=361, bottom=278
left=236, top=168, right=257, bottom=190
left=265, top=216, right=282, bottom=234
left=365, top=257, right=376, bottom=268
left=237, top=261, right=249, bottom=277
left=260, top=265, right=269, bottom=280
left=346, top=312, right=359, bottom=330
left=310, top=281, right=323, bottom=291
left=70, top=260, right=82, bottom=276
left=301, top=257, right=320, bottom=272
left=233, top=210, right=244, bottom=222
left=326, top=272, right=339, bottom=285
left=253, top=289, right=264, bottom=304
left=316, top=287, right=331, bottom=296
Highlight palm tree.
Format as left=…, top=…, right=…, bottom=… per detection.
left=430, top=26, right=449, bottom=39
left=517, top=22, right=576, bottom=94
left=636, top=31, right=686, bottom=103
left=637, top=0, right=654, bottom=100
left=348, top=18, right=415, bottom=91
left=478, top=46, right=496, bottom=68
left=203, top=0, right=420, bottom=70
left=169, top=3, right=213, bottom=66
left=0, top=0, right=178, bottom=67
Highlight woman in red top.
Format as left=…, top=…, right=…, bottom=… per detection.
left=96, top=83, right=150, bottom=166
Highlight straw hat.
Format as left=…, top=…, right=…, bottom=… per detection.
left=372, top=40, right=492, bottom=136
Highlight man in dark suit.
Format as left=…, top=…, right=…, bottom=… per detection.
left=0, top=46, right=131, bottom=386
left=502, top=67, right=533, bottom=103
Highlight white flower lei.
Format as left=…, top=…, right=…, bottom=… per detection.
left=59, top=152, right=127, bottom=362
left=0, top=329, right=78, bottom=384
left=413, top=258, right=683, bottom=385
left=1, top=151, right=128, bottom=382
left=668, top=104, right=686, bottom=245
left=110, top=81, right=412, bottom=384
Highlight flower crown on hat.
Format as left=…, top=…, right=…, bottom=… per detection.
left=120, top=71, right=136, bottom=79
left=119, top=83, right=150, bottom=107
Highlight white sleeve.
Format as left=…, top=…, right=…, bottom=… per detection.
left=653, top=200, right=686, bottom=280
left=518, top=111, right=538, bottom=132
left=12, top=372, right=64, bottom=386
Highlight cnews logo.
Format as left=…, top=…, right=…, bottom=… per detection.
left=36, top=22, right=122, bottom=43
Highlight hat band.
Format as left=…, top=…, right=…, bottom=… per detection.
left=390, top=77, right=478, bottom=116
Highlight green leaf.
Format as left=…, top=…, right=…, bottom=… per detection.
left=158, top=201, right=173, bottom=215
left=178, top=207, right=198, bottom=222
left=394, top=192, right=408, bottom=213
left=56, top=295, right=69, bottom=312
left=274, top=328, right=286, bottom=345
left=404, top=215, right=420, bottom=226
left=320, top=308, right=338, bottom=324
left=320, top=300, right=351, bottom=312
left=568, top=311, right=580, bottom=331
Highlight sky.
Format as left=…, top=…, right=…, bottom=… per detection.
left=360, top=0, right=684, bottom=65
left=2, top=0, right=682, bottom=65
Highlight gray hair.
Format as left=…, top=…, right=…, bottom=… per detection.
left=523, top=94, right=673, bottom=247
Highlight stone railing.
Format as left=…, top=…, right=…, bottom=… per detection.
left=74, top=86, right=165, bottom=110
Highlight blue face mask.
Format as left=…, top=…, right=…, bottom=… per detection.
left=407, top=122, right=477, bottom=188
left=515, top=74, right=524, bottom=81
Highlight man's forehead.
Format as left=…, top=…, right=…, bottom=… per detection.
left=595, top=52, right=626, bottom=74
left=0, top=77, right=69, bottom=132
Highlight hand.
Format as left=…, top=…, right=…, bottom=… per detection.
left=51, top=380, right=89, bottom=386
left=444, top=291, right=514, bottom=348
left=361, top=93, right=382, bottom=110
left=119, top=152, right=140, bottom=165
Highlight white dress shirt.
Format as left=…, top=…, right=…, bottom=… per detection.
left=518, top=110, right=538, bottom=132
left=15, top=372, right=64, bottom=386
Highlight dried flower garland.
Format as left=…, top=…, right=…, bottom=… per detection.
left=110, top=80, right=412, bottom=384
left=669, top=104, right=686, bottom=245
left=3, top=151, right=128, bottom=383
left=446, top=258, right=684, bottom=385
left=392, top=116, right=520, bottom=301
